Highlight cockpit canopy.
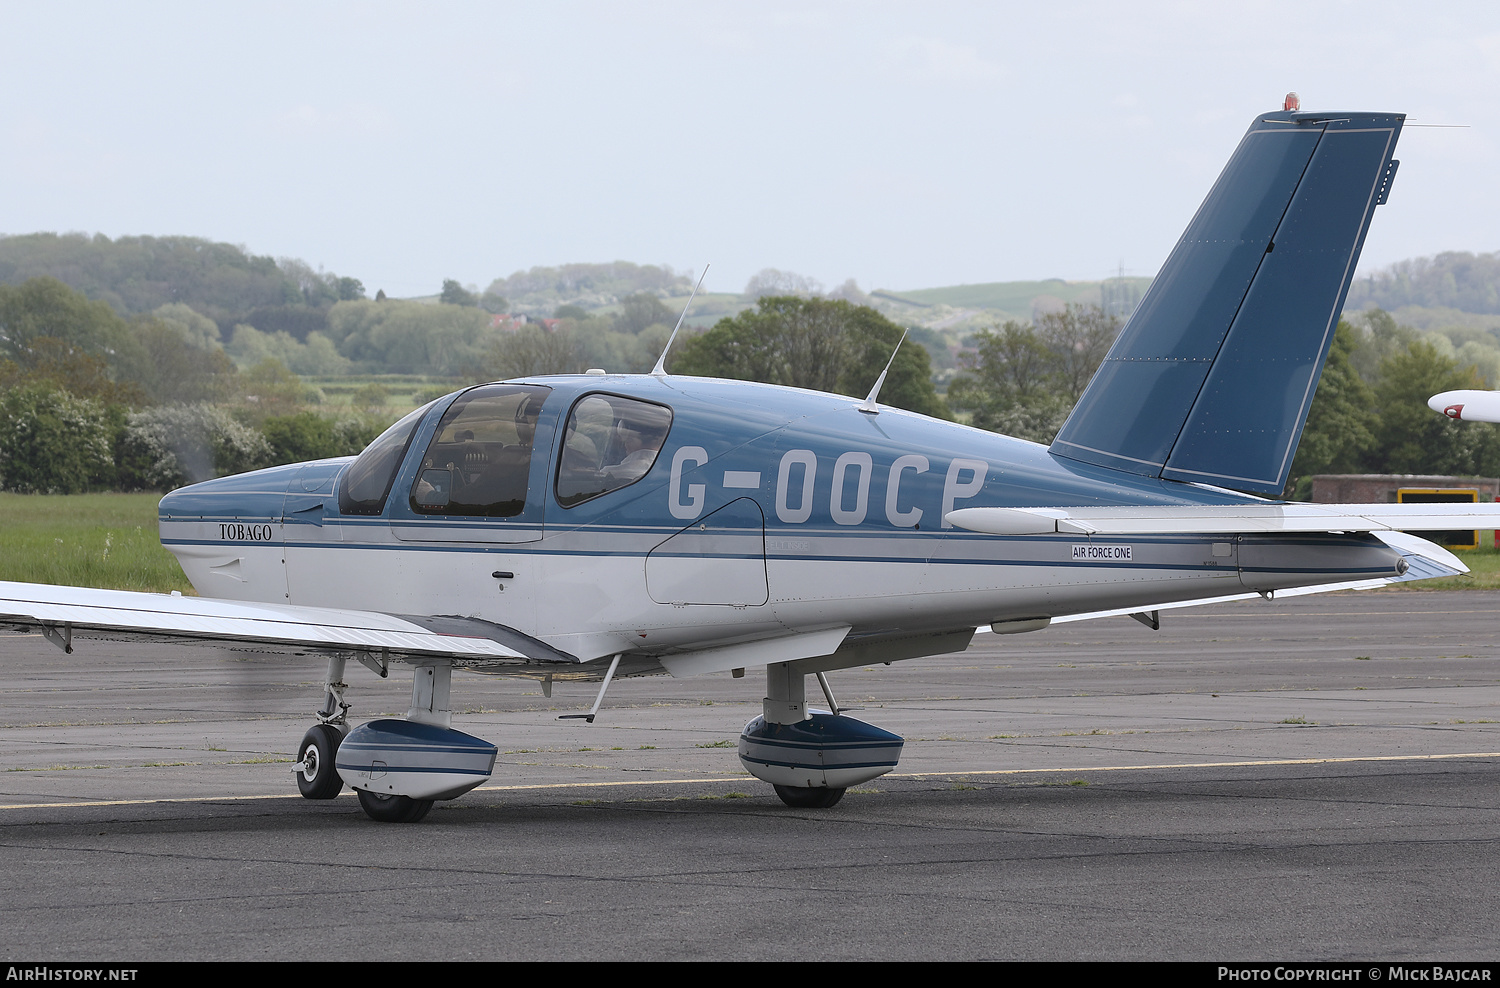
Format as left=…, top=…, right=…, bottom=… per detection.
left=333, top=383, right=675, bottom=520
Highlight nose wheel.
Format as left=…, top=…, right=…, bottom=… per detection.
left=295, top=724, right=345, bottom=800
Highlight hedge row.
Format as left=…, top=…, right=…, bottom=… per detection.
left=0, top=385, right=380, bottom=494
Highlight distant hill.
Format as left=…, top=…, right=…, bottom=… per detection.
left=487, top=262, right=691, bottom=314
left=1346, top=251, right=1500, bottom=315
left=9, top=230, right=1500, bottom=383
left=871, top=277, right=1150, bottom=328
left=0, top=233, right=363, bottom=340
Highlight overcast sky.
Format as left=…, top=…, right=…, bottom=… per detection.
left=3, top=1, right=1496, bottom=300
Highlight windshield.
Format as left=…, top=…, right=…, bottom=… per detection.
left=336, top=401, right=437, bottom=515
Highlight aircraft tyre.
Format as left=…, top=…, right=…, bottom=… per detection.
left=295, top=724, right=344, bottom=800
left=773, top=784, right=846, bottom=809
left=356, top=789, right=434, bottom=823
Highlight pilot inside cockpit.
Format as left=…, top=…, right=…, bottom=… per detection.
left=411, top=384, right=550, bottom=517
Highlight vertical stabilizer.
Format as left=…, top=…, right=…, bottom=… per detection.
left=1051, top=109, right=1404, bottom=496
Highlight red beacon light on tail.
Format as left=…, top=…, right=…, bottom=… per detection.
left=1284, top=92, right=1301, bottom=112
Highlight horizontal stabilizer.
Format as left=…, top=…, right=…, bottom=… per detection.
left=1052, top=108, right=1404, bottom=496
left=0, top=581, right=577, bottom=665
left=945, top=502, right=1500, bottom=537
left=977, top=531, right=1465, bottom=632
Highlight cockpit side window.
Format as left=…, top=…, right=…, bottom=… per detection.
left=409, top=384, right=550, bottom=517
left=337, top=401, right=435, bottom=516
left=556, top=394, right=673, bottom=508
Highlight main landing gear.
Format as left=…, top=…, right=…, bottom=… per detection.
left=294, top=655, right=498, bottom=823
left=356, top=789, right=433, bottom=823
left=738, top=662, right=904, bottom=808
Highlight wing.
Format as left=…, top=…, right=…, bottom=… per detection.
left=980, top=529, right=1467, bottom=634
left=945, top=502, right=1500, bottom=536
left=0, top=580, right=578, bottom=670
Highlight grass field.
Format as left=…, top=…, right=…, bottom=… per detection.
left=0, top=493, right=194, bottom=594
left=2, top=493, right=1497, bottom=596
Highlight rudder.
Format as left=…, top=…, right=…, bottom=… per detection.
left=1051, top=108, right=1404, bottom=496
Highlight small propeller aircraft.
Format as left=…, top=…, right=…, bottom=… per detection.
left=7, top=101, right=1500, bottom=822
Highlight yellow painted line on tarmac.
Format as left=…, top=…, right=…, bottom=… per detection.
left=887, top=750, right=1500, bottom=778
left=1, top=750, right=1497, bottom=812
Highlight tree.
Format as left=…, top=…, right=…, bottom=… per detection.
left=152, top=303, right=222, bottom=349
left=0, top=385, right=115, bottom=494
left=1288, top=321, right=1376, bottom=496
left=326, top=299, right=497, bottom=376
left=260, top=412, right=378, bottom=465
left=0, top=278, right=238, bottom=406
left=440, top=279, right=478, bottom=307
left=0, top=233, right=350, bottom=321
left=945, top=304, right=1121, bottom=443
left=1347, top=308, right=1419, bottom=382
left=488, top=325, right=581, bottom=379
left=118, top=404, right=272, bottom=490
left=1370, top=340, right=1494, bottom=476
left=239, top=359, right=312, bottom=423
left=952, top=321, right=1054, bottom=405
left=674, top=296, right=947, bottom=418
left=0, top=337, right=145, bottom=407
left=946, top=320, right=1068, bottom=441
left=227, top=324, right=352, bottom=376
left=0, top=276, right=133, bottom=364
left=742, top=268, right=823, bottom=299
left=614, top=293, right=674, bottom=335
left=1035, top=305, right=1121, bottom=402
left=121, top=318, right=239, bottom=404
left=351, top=382, right=390, bottom=413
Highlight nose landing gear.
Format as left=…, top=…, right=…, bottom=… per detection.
left=294, top=723, right=345, bottom=800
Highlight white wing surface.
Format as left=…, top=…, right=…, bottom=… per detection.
left=0, top=581, right=567, bottom=664
left=985, top=530, right=1468, bottom=633
left=945, top=502, right=1500, bottom=536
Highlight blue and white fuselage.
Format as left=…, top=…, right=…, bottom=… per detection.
left=158, top=373, right=1406, bottom=673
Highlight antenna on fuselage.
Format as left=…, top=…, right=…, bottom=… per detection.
left=650, top=264, right=709, bottom=378
left=858, top=330, right=907, bottom=414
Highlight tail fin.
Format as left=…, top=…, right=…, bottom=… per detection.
left=1051, top=108, right=1404, bottom=496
